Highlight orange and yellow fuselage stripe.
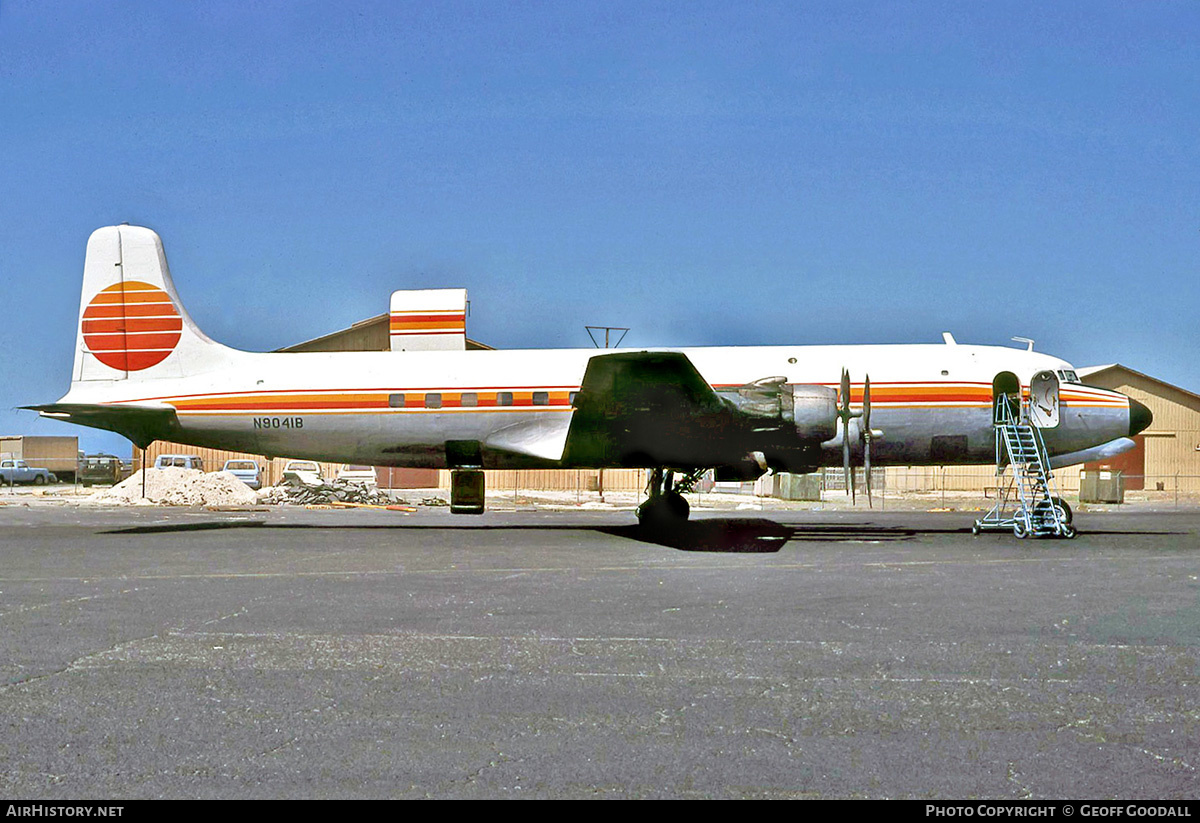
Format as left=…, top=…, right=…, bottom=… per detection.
left=115, top=380, right=1127, bottom=416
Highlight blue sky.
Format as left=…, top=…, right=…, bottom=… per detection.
left=2, top=1, right=1197, bottom=456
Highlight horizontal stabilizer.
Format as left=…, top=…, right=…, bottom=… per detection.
left=21, top=403, right=179, bottom=448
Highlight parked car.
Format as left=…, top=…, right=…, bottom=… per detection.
left=79, top=453, right=123, bottom=486
left=336, top=464, right=377, bottom=487
left=221, top=459, right=263, bottom=489
left=282, top=460, right=323, bottom=485
left=154, top=454, right=204, bottom=471
left=0, top=459, right=57, bottom=485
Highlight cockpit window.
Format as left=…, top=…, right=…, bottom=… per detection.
left=1056, top=369, right=1080, bottom=384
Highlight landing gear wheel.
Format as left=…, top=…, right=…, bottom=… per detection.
left=637, top=491, right=690, bottom=530
left=664, top=491, right=689, bottom=522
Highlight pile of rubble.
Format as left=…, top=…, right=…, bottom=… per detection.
left=81, top=466, right=450, bottom=509
left=259, top=476, right=446, bottom=508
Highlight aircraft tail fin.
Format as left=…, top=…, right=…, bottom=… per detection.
left=73, top=225, right=237, bottom=382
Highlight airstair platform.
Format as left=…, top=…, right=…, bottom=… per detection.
left=973, top=396, right=1075, bottom=539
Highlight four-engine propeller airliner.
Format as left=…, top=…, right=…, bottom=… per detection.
left=28, top=225, right=1152, bottom=527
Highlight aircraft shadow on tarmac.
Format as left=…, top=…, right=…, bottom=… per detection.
left=599, top=519, right=919, bottom=552
left=102, top=517, right=926, bottom=553
left=100, top=514, right=1187, bottom=555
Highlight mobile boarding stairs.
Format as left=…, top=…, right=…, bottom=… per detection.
left=973, top=391, right=1076, bottom=540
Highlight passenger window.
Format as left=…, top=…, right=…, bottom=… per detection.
left=461, top=392, right=478, bottom=407
left=389, top=393, right=405, bottom=408
left=497, top=392, right=513, bottom=406
left=532, top=391, right=549, bottom=406
left=425, top=393, right=442, bottom=409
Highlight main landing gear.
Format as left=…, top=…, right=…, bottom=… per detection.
left=636, top=468, right=703, bottom=531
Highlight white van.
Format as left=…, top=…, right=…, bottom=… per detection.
left=154, top=454, right=204, bottom=471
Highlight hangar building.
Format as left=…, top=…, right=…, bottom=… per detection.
left=1075, top=364, right=1200, bottom=493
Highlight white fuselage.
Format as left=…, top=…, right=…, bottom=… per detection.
left=59, top=342, right=1133, bottom=469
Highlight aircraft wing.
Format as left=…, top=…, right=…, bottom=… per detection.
left=562, top=351, right=741, bottom=468
left=21, top=403, right=180, bottom=448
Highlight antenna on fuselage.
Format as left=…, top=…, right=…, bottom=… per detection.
left=584, top=325, right=629, bottom=503
left=1012, top=337, right=1036, bottom=352
left=586, top=326, right=629, bottom=348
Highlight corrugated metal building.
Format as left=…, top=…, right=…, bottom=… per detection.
left=1076, top=364, right=1200, bottom=493
left=277, top=314, right=490, bottom=355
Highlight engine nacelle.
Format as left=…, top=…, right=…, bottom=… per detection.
left=727, top=379, right=840, bottom=443
left=787, top=385, right=838, bottom=442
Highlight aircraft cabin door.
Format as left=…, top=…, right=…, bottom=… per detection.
left=992, top=372, right=1021, bottom=425
left=1028, top=370, right=1060, bottom=428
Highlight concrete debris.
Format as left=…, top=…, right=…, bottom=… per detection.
left=260, top=477, right=444, bottom=508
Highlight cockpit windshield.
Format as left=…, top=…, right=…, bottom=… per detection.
left=1056, top=369, right=1080, bottom=384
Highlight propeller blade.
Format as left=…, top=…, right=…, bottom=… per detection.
left=863, top=374, right=872, bottom=508
left=862, top=375, right=871, bottom=433
left=840, top=369, right=852, bottom=499
left=864, top=429, right=872, bottom=509
left=843, top=431, right=852, bottom=502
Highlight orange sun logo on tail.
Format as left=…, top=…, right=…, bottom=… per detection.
left=81, top=281, right=183, bottom=371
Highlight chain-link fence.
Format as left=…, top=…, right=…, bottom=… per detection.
left=437, top=468, right=1200, bottom=511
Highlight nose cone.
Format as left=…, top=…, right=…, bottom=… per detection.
left=1129, top=398, right=1153, bottom=437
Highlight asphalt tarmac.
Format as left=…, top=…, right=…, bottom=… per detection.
left=0, top=505, right=1197, bottom=799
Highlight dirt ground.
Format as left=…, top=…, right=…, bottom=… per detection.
left=3, top=478, right=1197, bottom=515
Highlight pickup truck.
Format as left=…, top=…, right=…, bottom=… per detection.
left=0, top=459, right=58, bottom=485
left=222, top=459, right=263, bottom=490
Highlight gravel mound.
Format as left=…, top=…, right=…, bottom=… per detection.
left=160, top=471, right=260, bottom=507
left=84, top=468, right=259, bottom=507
